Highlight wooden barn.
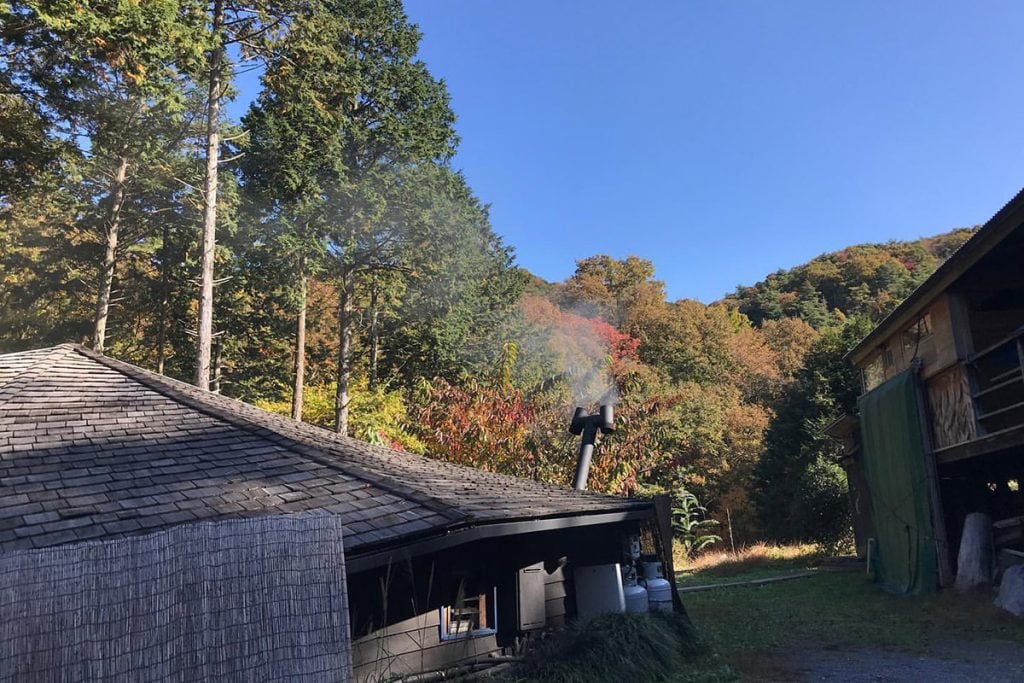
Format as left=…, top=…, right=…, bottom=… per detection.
left=0, top=345, right=667, bottom=681
left=831, top=187, right=1024, bottom=592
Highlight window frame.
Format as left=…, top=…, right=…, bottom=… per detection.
left=439, top=588, right=498, bottom=641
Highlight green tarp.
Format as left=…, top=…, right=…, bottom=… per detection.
left=858, top=370, right=938, bottom=594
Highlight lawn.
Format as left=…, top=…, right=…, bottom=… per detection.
left=678, top=544, right=1024, bottom=680
left=506, top=545, right=1024, bottom=682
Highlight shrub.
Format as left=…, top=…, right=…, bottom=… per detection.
left=255, top=380, right=424, bottom=452
left=507, top=612, right=711, bottom=683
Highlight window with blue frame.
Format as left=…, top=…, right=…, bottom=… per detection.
left=439, top=588, right=497, bottom=640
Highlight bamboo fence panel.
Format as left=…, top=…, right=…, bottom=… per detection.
left=0, top=512, right=351, bottom=682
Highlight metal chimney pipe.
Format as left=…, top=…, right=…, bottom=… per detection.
left=569, top=404, right=615, bottom=490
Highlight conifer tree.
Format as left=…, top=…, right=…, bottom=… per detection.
left=0, top=0, right=205, bottom=353
left=243, top=0, right=456, bottom=432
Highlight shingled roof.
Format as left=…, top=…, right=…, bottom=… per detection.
left=0, top=345, right=649, bottom=567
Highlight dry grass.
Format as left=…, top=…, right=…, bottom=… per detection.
left=676, top=542, right=824, bottom=579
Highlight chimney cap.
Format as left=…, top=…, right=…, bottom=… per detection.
left=568, top=406, right=587, bottom=435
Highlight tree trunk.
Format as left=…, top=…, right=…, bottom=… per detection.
left=195, top=0, right=224, bottom=390
left=369, top=275, right=379, bottom=389
left=291, top=262, right=307, bottom=421
left=156, top=223, right=169, bottom=375
left=211, top=337, right=223, bottom=394
left=92, top=155, right=129, bottom=353
left=334, top=267, right=354, bottom=435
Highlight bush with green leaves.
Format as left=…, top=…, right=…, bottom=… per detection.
left=672, top=489, right=723, bottom=558
left=256, top=380, right=424, bottom=453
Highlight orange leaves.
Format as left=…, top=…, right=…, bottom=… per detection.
left=416, top=378, right=538, bottom=473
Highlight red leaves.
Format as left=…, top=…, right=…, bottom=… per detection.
left=416, top=378, right=538, bottom=471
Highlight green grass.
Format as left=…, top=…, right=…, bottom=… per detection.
left=679, top=545, right=1024, bottom=679
left=505, top=546, right=1024, bottom=682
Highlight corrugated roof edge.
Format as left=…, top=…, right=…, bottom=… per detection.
left=846, top=185, right=1024, bottom=365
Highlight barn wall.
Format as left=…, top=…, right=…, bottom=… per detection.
left=0, top=513, right=351, bottom=682
left=927, top=363, right=977, bottom=449
left=350, top=563, right=569, bottom=679
left=870, top=296, right=957, bottom=380
left=352, top=605, right=499, bottom=682
left=347, top=520, right=645, bottom=680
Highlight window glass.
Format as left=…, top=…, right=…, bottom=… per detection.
left=902, top=313, right=933, bottom=354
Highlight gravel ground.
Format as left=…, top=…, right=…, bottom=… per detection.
left=760, top=640, right=1024, bottom=682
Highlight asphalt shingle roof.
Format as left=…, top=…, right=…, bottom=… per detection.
left=0, top=345, right=648, bottom=557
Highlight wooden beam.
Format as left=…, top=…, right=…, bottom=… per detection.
left=914, top=365, right=954, bottom=587
left=653, top=494, right=688, bottom=616
left=934, top=423, right=1024, bottom=464
left=677, top=571, right=816, bottom=594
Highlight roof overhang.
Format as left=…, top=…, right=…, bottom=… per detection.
left=346, top=506, right=653, bottom=574
left=847, top=186, right=1024, bottom=366
left=823, top=413, right=859, bottom=440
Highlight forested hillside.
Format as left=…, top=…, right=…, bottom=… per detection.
left=0, top=0, right=978, bottom=550
left=728, top=228, right=976, bottom=327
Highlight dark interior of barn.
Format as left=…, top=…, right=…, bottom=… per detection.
left=939, top=445, right=1024, bottom=563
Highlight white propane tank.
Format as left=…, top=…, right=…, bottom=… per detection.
left=623, top=581, right=649, bottom=613
left=641, top=561, right=673, bottom=613
left=642, top=560, right=665, bottom=581
left=644, top=577, right=673, bottom=613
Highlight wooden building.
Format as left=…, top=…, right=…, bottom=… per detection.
left=0, top=345, right=663, bottom=680
left=836, top=187, right=1024, bottom=591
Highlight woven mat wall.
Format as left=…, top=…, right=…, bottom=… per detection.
left=0, top=512, right=351, bottom=682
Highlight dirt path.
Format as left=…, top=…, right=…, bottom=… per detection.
left=737, top=640, right=1024, bottom=682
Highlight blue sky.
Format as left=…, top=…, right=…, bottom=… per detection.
left=232, top=1, right=1024, bottom=302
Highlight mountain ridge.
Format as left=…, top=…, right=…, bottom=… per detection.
left=723, top=227, right=978, bottom=328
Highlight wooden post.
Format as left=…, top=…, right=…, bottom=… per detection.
left=913, top=362, right=954, bottom=587
left=1016, top=337, right=1023, bottom=384
left=653, top=494, right=687, bottom=616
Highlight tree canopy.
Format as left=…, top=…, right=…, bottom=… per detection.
left=0, top=1, right=977, bottom=550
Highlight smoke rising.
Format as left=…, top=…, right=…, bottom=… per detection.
left=509, top=294, right=622, bottom=406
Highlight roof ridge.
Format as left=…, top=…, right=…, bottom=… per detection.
left=0, top=345, right=78, bottom=405
left=70, top=345, right=469, bottom=524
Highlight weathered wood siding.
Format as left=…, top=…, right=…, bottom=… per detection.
left=544, top=566, right=568, bottom=627
left=924, top=294, right=962, bottom=375
left=928, top=363, right=977, bottom=449
left=860, top=294, right=972, bottom=395
left=352, top=609, right=499, bottom=683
